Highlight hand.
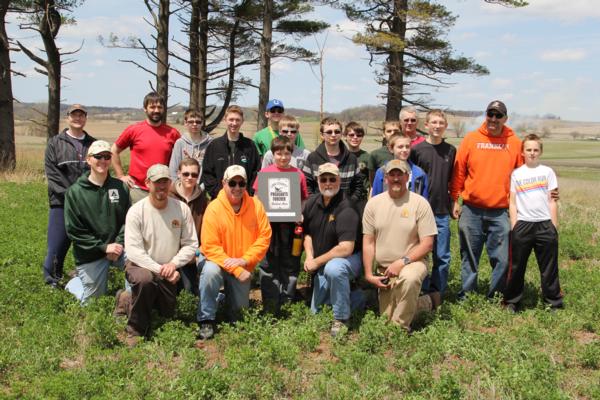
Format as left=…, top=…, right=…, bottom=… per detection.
left=106, top=243, right=123, bottom=256
left=237, top=269, right=251, bottom=283
left=223, top=258, right=247, bottom=269
left=451, top=201, right=461, bottom=219
left=119, top=175, right=136, bottom=188
left=166, top=270, right=180, bottom=284
left=384, top=259, right=405, bottom=278
left=550, top=188, right=560, bottom=201
left=303, top=257, right=319, bottom=273
left=160, top=262, right=178, bottom=280
left=366, top=274, right=390, bottom=289
left=106, top=253, right=119, bottom=262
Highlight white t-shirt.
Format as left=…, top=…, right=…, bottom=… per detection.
left=510, top=164, right=557, bottom=222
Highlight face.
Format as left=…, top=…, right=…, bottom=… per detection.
left=279, top=125, right=298, bottom=143
left=485, top=109, right=507, bottom=136
left=400, top=112, right=418, bottom=137
left=391, top=138, right=411, bottom=161
left=265, top=107, right=284, bottom=122
left=273, top=149, right=292, bottom=169
left=223, top=176, right=246, bottom=205
left=317, top=173, right=340, bottom=198
left=178, top=164, right=200, bottom=190
left=67, top=110, right=87, bottom=130
left=425, top=116, right=447, bottom=139
left=344, top=129, right=364, bottom=149
left=184, top=116, right=203, bottom=135
left=522, top=140, right=542, bottom=163
left=144, top=101, right=165, bottom=124
left=86, top=151, right=111, bottom=174
left=385, top=170, right=409, bottom=194
left=383, top=124, right=401, bottom=141
left=225, top=112, right=244, bottom=135
left=321, top=123, right=342, bottom=146
left=147, top=177, right=171, bottom=202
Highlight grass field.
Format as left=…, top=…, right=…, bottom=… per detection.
left=0, top=127, right=599, bottom=398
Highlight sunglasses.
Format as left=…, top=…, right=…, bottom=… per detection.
left=403, top=118, right=417, bottom=123
left=92, top=154, right=112, bottom=161
left=486, top=110, right=505, bottom=119
left=186, top=119, right=203, bottom=125
left=280, top=129, right=297, bottom=134
left=269, top=108, right=284, bottom=114
left=181, top=172, right=199, bottom=178
left=319, top=176, right=338, bottom=184
left=227, top=180, right=247, bottom=188
left=346, top=133, right=364, bottom=138
left=323, top=129, right=342, bottom=136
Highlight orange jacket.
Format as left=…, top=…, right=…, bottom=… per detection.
left=201, top=189, right=272, bottom=277
left=450, top=123, right=523, bottom=209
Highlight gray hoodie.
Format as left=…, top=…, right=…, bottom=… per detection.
left=168, top=132, right=213, bottom=180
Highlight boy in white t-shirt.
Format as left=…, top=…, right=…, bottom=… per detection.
left=504, top=134, right=563, bottom=311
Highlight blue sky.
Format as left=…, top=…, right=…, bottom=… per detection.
left=7, top=0, right=600, bottom=122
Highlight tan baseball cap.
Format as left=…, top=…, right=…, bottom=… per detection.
left=223, top=165, right=247, bottom=181
left=146, top=164, right=171, bottom=182
left=87, top=140, right=111, bottom=156
left=67, top=104, right=87, bottom=115
left=384, top=159, right=410, bottom=174
left=316, top=162, right=340, bottom=176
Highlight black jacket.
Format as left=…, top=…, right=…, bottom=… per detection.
left=44, top=129, right=96, bottom=207
left=201, top=132, right=260, bottom=199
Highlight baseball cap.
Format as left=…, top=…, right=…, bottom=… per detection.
left=266, top=99, right=284, bottom=111
left=67, top=104, right=87, bottom=115
left=146, top=164, right=171, bottom=182
left=223, top=165, right=247, bottom=181
left=486, top=100, right=507, bottom=115
left=384, top=159, right=410, bottom=174
left=316, top=163, right=340, bottom=177
left=87, top=140, right=111, bottom=156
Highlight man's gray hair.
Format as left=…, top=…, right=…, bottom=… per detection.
left=399, top=106, right=418, bottom=120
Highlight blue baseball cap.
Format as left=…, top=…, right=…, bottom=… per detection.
left=266, top=99, right=284, bottom=111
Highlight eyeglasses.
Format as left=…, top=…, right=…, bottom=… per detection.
left=181, top=172, right=199, bottom=178
left=403, top=118, right=417, bottom=123
left=186, top=119, right=203, bottom=125
left=346, top=133, right=364, bottom=138
left=319, top=176, right=338, bottom=184
left=269, top=108, right=284, bottom=114
left=227, top=180, right=247, bottom=188
left=92, top=154, right=111, bottom=161
left=280, top=129, right=297, bottom=134
left=323, top=129, right=342, bottom=136
left=486, top=111, right=505, bottom=119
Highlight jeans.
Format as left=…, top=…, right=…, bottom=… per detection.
left=197, top=260, right=251, bottom=322
left=458, top=204, right=510, bottom=298
left=43, top=207, right=71, bottom=284
left=422, top=214, right=451, bottom=294
left=311, top=252, right=364, bottom=321
left=76, top=254, right=125, bottom=304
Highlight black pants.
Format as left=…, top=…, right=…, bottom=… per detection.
left=505, top=220, right=563, bottom=307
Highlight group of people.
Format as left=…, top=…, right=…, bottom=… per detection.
left=43, top=93, right=563, bottom=345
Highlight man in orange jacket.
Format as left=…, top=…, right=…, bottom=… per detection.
left=197, top=165, right=272, bottom=339
left=450, top=101, right=522, bottom=299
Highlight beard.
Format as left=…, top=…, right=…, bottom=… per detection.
left=147, top=111, right=163, bottom=123
left=321, top=186, right=340, bottom=198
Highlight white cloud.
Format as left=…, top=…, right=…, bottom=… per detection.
left=332, top=84, right=357, bottom=92
left=327, top=45, right=361, bottom=61
left=91, top=59, right=105, bottom=67
left=491, top=78, right=512, bottom=89
left=475, top=51, right=491, bottom=60
left=271, top=61, right=292, bottom=72
left=500, top=33, right=518, bottom=43
left=61, top=16, right=152, bottom=41
left=539, top=48, right=587, bottom=61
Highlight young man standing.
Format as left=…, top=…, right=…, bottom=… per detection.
left=343, top=121, right=370, bottom=207
left=111, top=92, right=180, bottom=203
left=64, top=140, right=130, bottom=303
left=43, top=104, right=96, bottom=287
left=168, top=109, right=213, bottom=181
left=253, top=99, right=305, bottom=157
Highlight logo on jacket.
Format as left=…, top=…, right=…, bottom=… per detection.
left=108, top=189, right=120, bottom=203
left=240, top=155, right=248, bottom=164
left=328, top=214, right=335, bottom=223
left=171, top=219, right=181, bottom=229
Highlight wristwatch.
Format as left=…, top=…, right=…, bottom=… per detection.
left=401, top=256, right=411, bottom=266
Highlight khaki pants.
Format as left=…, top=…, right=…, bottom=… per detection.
left=379, top=261, right=432, bottom=330
left=129, top=186, right=149, bottom=204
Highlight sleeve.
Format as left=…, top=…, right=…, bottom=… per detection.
left=44, top=139, right=68, bottom=199
left=168, top=140, right=182, bottom=181
left=547, top=168, right=558, bottom=191
left=510, top=171, right=517, bottom=193
left=336, top=207, right=359, bottom=243
left=64, top=188, right=107, bottom=254
left=299, top=171, right=309, bottom=201
left=240, top=200, right=272, bottom=273
left=115, top=184, right=131, bottom=246
left=124, top=205, right=162, bottom=274
left=416, top=199, right=438, bottom=239
left=303, top=157, right=317, bottom=195
left=367, top=152, right=377, bottom=173
left=262, top=151, right=274, bottom=168
left=114, top=126, right=133, bottom=150
left=200, top=205, right=230, bottom=270
left=361, top=201, right=376, bottom=236
left=371, top=168, right=384, bottom=196
left=252, top=168, right=264, bottom=193
left=201, top=143, right=219, bottom=199
left=449, top=137, right=469, bottom=201
left=422, top=172, right=429, bottom=200
left=169, top=205, right=199, bottom=268
left=246, top=145, right=261, bottom=196
left=296, top=133, right=306, bottom=150
left=253, top=132, right=266, bottom=156
left=349, top=165, right=367, bottom=202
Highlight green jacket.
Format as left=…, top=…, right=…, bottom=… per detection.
left=64, top=172, right=131, bottom=264
left=253, top=126, right=306, bottom=156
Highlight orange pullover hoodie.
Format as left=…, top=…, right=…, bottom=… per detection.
left=201, top=189, right=272, bottom=278
left=450, top=122, right=523, bottom=209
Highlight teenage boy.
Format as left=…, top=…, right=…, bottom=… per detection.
left=504, top=134, right=563, bottom=311
left=64, top=140, right=130, bottom=303
left=344, top=121, right=370, bottom=207
left=111, top=92, right=180, bottom=203
left=253, top=99, right=305, bottom=157
left=253, top=136, right=309, bottom=313
left=372, top=133, right=428, bottom=198
left=400, top=106, right=425, bottom=146
left=410, top=110, right=456, bottom=296
left=168, top=109, right=213, bottom=182
left=201, top=105, right=261, bottom=199
left=367, top=120, right=400, bottom=185
left=261, top=114, right=311, bottom=171
left=43, top=104, right=96, bottom=287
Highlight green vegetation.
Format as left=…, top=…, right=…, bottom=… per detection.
left=1, top=166, right=599, bottom=398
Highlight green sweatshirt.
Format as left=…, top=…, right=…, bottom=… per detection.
left=64, top=172, right=131, bottom=265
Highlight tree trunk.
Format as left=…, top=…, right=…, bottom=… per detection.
left=189, top=0, right=200, bottom=110
left=197, top=0, right=208, bottom=120
left=385, top=0, right=407, bottom=120
left=157, top=0, right=169, bottom=120
left=257, top=0, right=272, bottom=129
left=0, top=0, right=15, bottom=170
left=39, top=0, right=61, bottom=139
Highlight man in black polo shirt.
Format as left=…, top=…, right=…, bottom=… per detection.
left=302, top=163, right=364, bottom=337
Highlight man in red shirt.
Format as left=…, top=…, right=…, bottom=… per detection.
left=111, top=92, right=180, bottom=203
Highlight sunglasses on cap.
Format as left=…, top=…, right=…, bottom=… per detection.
left=92, top=154, right=112, bottom=161
left=319, top=176, right=338, bottom=184
left=181, top=172, right=199, bottom=178
left=486, top=110, right=505, bottom=119
left=323, top=129, right=342, bottom=136
left=280, top=129, right=297, bottom=134
left=227, top=179, right=247, bottom=188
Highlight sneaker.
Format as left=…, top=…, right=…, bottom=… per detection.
left=330, top=319, right=349, bottom=338
left=124, top=333, right=142, bottom=348
left=505, top=303, right=518, bottom=314
left=197, top=322, right=215, bottom=340
left=113, top=289, right=132, bottom=317
left=428, top=292, right=442, bottom=310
